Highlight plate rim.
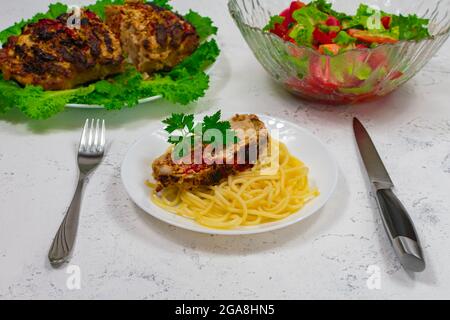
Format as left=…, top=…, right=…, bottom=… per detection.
left=120, top=114, right=338, bottom=235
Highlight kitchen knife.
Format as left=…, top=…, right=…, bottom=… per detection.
left=353, top=118, right=425, bottom=272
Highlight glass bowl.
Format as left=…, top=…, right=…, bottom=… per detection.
left=228, top=0, right=450, bottom=104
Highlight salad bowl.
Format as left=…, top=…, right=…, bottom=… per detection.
left=228, top=0, right=450, bottom=104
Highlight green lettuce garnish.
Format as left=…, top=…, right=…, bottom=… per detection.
left=391, top=14, right=430, bottom=40
left=263, top=15, right=285, bottom=32
left=184, top=10, right=218, bottom=41
left=290, top=5, right=328, bottom=45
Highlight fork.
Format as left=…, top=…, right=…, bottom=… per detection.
left=48, top=119, right=106, bottom=267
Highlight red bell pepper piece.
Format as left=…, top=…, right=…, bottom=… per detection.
left=289, top=1, right=305, bottom=13
left=381, top=16, right=391, bottom=29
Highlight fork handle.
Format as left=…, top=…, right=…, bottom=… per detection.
left=48, top=174, right=85, bottom=267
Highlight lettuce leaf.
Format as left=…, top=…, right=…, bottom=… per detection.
left=86, top=0, right=126, bottom=20
left=170, top=39, right=220, bottom=76
left=140, top=71, right=210, bottom=105
left=290, top=5, right=328, bottom=46
left=391, top=14, right=430, bottom=41
left=309, top=0, right=351, bottom=21
left=263, top=15, right=285, bottom=32
left=333, top=31, right=356, bottom=46
left=184, top=10, right=218, bottom=41
left=151, top=0, right=173, bottom=10
left=292, top=5, right=328, bottom=26
left=0, top=75, right=95, bottom=119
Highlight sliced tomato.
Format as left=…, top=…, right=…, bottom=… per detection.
left=381, top=16, right=391, bottom=29
left=308, top=56, right=339, bottom=93
left=289, top=1, right=305, bottom=13
left=347, top=29, right=398, bottom=44
left=284, top=35, right=297, bottom=44
left=313, top=27, right=338, bottom=45
left=271, top=23, right=289, bottom=38
left=389, top=70, right=403, bottom=80
left=367, top=50, right=388, bottom=69
left=326, top=16, right=340, bottom=27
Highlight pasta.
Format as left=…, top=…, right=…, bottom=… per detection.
left=146, top=141, right=319, bottom=229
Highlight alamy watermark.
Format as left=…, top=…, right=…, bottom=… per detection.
left=66, top=5, right=81, bottom=29
left=366, top=265, right=381, bottom=290
left=66, top=264, right=81, bottom=290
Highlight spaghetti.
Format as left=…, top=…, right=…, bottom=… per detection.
left=146, top=141, right=319, bottom=229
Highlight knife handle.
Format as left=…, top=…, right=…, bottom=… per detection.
left=375, top=189, right=426, bottom=272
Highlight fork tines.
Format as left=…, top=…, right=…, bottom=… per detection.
left=79, top=119, right=106, bottom=153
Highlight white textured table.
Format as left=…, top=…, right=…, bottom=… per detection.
left=1, top=0, right=449, bottom=300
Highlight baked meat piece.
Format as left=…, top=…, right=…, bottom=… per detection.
left=0, top=10, right=124, bottom=90
left=152, top=114, right=269, bottom=191
left=105, top=0, right=199, bottom=74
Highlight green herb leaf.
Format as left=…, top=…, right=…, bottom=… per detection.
left=333, top=31, right=356, bottom=45
left=162, top=110, right=237, bottom=149
left=163, top=113, right=195, bottom=133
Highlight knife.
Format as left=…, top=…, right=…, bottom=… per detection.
left=353, top=118, right=425, bottom=272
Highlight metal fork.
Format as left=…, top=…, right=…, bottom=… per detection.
left=48, top=119, right=106, bottom=267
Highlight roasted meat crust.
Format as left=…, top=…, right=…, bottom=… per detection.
left=152, top=114, right=269, bottom=192
left=105, top=1, right=199, bottom=74
left=0, top=10, right=124, bottom=90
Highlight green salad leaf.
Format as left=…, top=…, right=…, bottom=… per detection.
left=263, top=15, right=285, bottom=32
left=292, top=4, right=328, bottom=26
left=184, top=10, right=218, bottom=41
left=391, top=14, right=430, bottom=40
left=86, top=0, right=125, bottom=20
left=290, top=5, right=328, bottom=45
left=0, top=1, right=219, bottom=119
left=150, top=0, right=173, bottom=10
left=0, top=75, right=96, bottom=119
left=333, top=31, right=356, bottom=46
left=310, top=0, right=351, bottom=21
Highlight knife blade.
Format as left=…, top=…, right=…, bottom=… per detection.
left=353, top=118, right=425, bottom=272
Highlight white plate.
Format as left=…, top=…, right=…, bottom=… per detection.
left=121, top=114, right=338, bottom=235
left=65, top=60, right=216, bottom=109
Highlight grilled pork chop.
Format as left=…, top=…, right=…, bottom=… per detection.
left=105, top=0, right=199, bottom=74
left=152, top=114, right=269, bottom=191
left=0, top=10, right=123, bottom=90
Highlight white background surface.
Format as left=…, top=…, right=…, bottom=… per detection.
left=0, top=0, right=449, bottom=299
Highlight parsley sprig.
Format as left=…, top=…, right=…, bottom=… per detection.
left=162, top=111, right=238, bottom=152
